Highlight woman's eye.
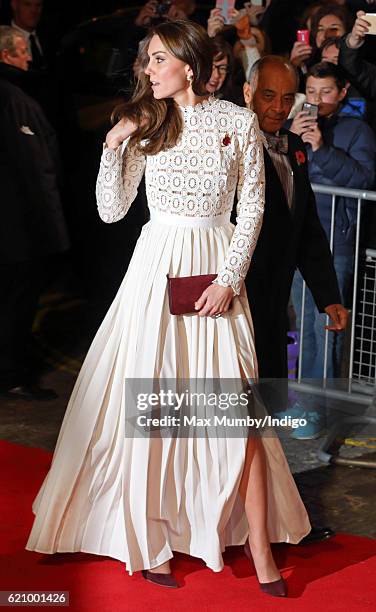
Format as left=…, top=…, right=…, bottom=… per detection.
left=156, top=57, right=164, bottom=63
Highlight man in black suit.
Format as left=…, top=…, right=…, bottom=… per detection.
left=0, top=25, right=70, bottom=400
left=243, top=55, right=348, bottom=544
left=244, top=55, right=348, bottom=384
left=10, top=0, right=46, bottom=71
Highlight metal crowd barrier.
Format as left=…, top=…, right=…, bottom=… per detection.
left=289, top=183, right=376, bottom=466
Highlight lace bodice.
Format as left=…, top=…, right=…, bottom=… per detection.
left=96, top=97, right=265, bottom=295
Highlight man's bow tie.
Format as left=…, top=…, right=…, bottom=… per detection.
left=265, top=134, right=288, bottom=155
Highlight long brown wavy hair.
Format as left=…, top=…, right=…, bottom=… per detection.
left=112, top=20, right=214, bottom=156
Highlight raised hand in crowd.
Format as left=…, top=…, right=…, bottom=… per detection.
left=207, top=7, right=226, bottom=38
left=347, top=10, right=372, bottom=47
left=290, top=40, right=312, bottom=67
left=165, top=2, right=187, bottom=21
left=135, top=0, right=159, bottom=27
left=135, top=0, right=186, bottom=28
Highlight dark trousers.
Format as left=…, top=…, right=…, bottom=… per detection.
left=0, top=259, right=45, bottom=388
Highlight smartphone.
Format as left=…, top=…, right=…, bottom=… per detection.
left=216, top=0, right=236, bottom=24
left=365, top=13, right=376, bottom=35
left=251, top=0, right=266, bottom=5
left=302, top=102, right=318, bottom=119
left=297, top=29, right=309, bottom=44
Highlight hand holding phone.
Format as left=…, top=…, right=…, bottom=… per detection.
left=290, top=105, right=318, bottom=137
left=290, top=34, right=312, bottom=68
left=348, top=10, right=376, bottom=47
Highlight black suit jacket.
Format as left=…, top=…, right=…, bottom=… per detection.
left=245, top=130, right=341, bottom=380
left=0, top=64, right=69, bottom=262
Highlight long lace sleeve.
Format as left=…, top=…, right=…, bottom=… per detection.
left=96, top=139, right=146, bottom=223
left=214, top=111, right=265, bottom=296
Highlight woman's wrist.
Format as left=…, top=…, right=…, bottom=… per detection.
left=346, top=32, right=364, bottom=49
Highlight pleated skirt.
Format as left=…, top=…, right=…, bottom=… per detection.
left=26, top=210, right=311, bottom=574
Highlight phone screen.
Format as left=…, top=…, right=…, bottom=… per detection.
left=216, top=0, right=236, bottom=24
left=365, top=13, right=376, bottom=35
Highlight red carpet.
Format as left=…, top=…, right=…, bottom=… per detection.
left=1, top=440, right=375, bottom=612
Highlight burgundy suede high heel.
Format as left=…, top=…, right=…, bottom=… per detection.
left=141, top=569, right=178, bottom=588
left=244, top=540, right=287, bottom=597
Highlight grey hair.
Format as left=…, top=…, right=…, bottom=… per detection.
left=247, top=55, right=299, bottom=92
left=0, top=25, right=26, bottom=56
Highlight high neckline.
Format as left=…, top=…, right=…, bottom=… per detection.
left=177, top=95, right=215, bottom=113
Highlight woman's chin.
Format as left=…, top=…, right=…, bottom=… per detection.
left=151, top=87, right=163, bottom=99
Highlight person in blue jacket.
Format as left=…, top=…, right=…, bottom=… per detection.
left=288, top=60, right=376, bottom=439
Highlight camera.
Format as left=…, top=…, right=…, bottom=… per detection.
left=155, top=0, right=172, bottom=17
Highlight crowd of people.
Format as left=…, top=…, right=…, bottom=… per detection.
left=1, top=1, right=376, bottom=442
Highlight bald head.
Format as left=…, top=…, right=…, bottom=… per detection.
left=244, top=55, right=298, bottom=134
left=248, top=56, right=299, bottom=92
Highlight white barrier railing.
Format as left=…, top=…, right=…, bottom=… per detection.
left=289, top=184, right=376, bottom=464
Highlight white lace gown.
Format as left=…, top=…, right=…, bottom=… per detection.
left=26, top=97, right=310, bottom=574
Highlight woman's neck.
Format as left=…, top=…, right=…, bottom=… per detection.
left=173, top=90, right=210, bottom=108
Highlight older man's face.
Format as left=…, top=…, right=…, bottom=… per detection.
left=12, top=0, right=43, bottom=32
left=5, top=35, right=31, bottom=70
left=251, top=64, right=296, bottom=134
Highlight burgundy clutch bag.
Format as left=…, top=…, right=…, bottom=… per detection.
left=167, top=274, right=217, bottom=315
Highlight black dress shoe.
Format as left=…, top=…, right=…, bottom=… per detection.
left=298, top=526, right=335, bottom=545
left=141, top=569, right=178, bottom=588
left=1, top=385, right=58, bottom=401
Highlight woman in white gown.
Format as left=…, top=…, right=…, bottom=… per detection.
left=26, top=20, right=310, bottom=595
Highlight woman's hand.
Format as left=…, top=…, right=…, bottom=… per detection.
left=105, top=118, right=138, bottom=150
left=348, top=10, right=371, bottom=48
left=301, top=123, right=323, bottom=152
left=290, top=40, right=312, bottom=67
left=207, top=8, right=225, bottom=38
left=194, top=284, right=234, bottom=317
left=290, top=110, right=317, bottom=136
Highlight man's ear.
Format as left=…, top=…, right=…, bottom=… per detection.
left=339, top=86, right=348, bottom=103
left=243, top=82, right=253, bottom=109
left=0, top=49, right=11, bottom=65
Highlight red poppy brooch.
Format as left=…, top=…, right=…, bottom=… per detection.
left=295, top=150, right=306, bottom=166
left=222, top=133, right=231, bottom=146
